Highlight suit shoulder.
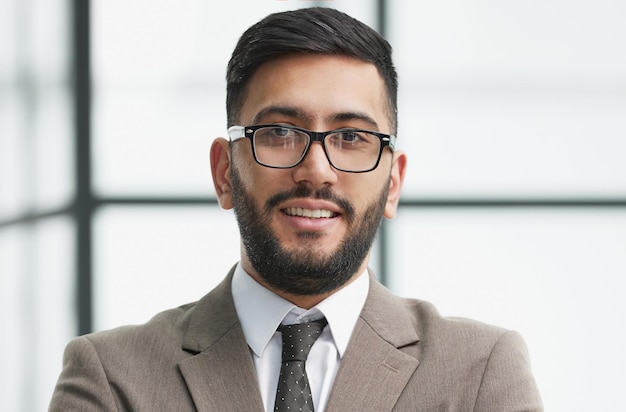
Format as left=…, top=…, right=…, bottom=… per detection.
left=53, top=301, right=205, bottom=410
left=397, top=296, right=514, bottom=348
left=80, top=301, right=197, bottom=354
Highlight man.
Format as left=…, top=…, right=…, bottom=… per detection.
left=50, top=7, right=542, bottom=411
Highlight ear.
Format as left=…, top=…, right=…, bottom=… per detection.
left=210, top=137, right=234, bottom=210
left=383, top=150, right=407, bottom=219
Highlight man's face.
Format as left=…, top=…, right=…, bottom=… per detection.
left=212, top=54, right=406, bottom=298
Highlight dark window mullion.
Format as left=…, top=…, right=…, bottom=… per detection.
left=73, top=0, right=93, bottom=335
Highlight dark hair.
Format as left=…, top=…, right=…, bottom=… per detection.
left=226, top=7, right=398, bottom=133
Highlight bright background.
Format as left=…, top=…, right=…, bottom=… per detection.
left=1, top=0, right=625, bottom=411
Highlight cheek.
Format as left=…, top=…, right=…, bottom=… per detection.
left=233, top=148, right=266, bottom=187
left=346, top=176, right=388, bottom=210
left=235, top=163, right=291, bottom=207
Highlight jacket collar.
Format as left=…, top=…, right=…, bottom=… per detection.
left=178, top=267, right=421, bottom=411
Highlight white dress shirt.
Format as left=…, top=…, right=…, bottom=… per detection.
left=231, top=263, right=369, bottom=412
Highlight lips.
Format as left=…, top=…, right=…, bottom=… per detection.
left=283, top=207, right=336, bottom=219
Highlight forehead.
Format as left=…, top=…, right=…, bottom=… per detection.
left=239, top=54, right=391, bottom=133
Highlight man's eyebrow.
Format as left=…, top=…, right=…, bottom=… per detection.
left=252, top=106, right=312, bottom=124
left=329, top=111, right=379, bottom=131
left=253, top=106, right=380, bottom=131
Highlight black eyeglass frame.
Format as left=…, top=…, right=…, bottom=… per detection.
left=228, top=124, right=396, bottom=173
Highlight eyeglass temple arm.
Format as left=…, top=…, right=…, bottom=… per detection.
left=227, top=126, right=246, bottom=141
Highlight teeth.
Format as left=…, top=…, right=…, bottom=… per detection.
left=285, top=207, right=334, bottom=218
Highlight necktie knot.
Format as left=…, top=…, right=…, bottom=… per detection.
left=278, top=318, right=328, bottom=362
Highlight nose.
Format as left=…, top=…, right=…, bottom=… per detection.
left=291, top=141, right=338, bottom=188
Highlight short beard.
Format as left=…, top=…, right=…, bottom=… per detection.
left=230, top=165, right=388, bottom=296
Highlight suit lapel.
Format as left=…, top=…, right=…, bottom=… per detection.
left=325, top=275, right=421, bottom=411
left=178, top=326, right=263, bottom=411
left=178, top=269, right=264, bottom=411
left=175, top=270, right=420, bottom=411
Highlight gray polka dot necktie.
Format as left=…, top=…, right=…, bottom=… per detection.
left=274, top=318, right=328, bottom=412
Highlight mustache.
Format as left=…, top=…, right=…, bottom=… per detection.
left=265, top=185, right=355, bottom=218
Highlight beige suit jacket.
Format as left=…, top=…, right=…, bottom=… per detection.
left=49, top=269, right=543, bottom=411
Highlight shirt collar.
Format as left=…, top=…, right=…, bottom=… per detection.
left=231, top=262, right=369, bottom=359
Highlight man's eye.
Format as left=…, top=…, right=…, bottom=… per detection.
left=270, top=127, right=294, bottom=137
left=337, top=131, right=373, bottom=144
left=339, top=132, right=359, bottom=142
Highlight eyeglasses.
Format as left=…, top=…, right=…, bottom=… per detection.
left=228, top=124, right=396, bottom=173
